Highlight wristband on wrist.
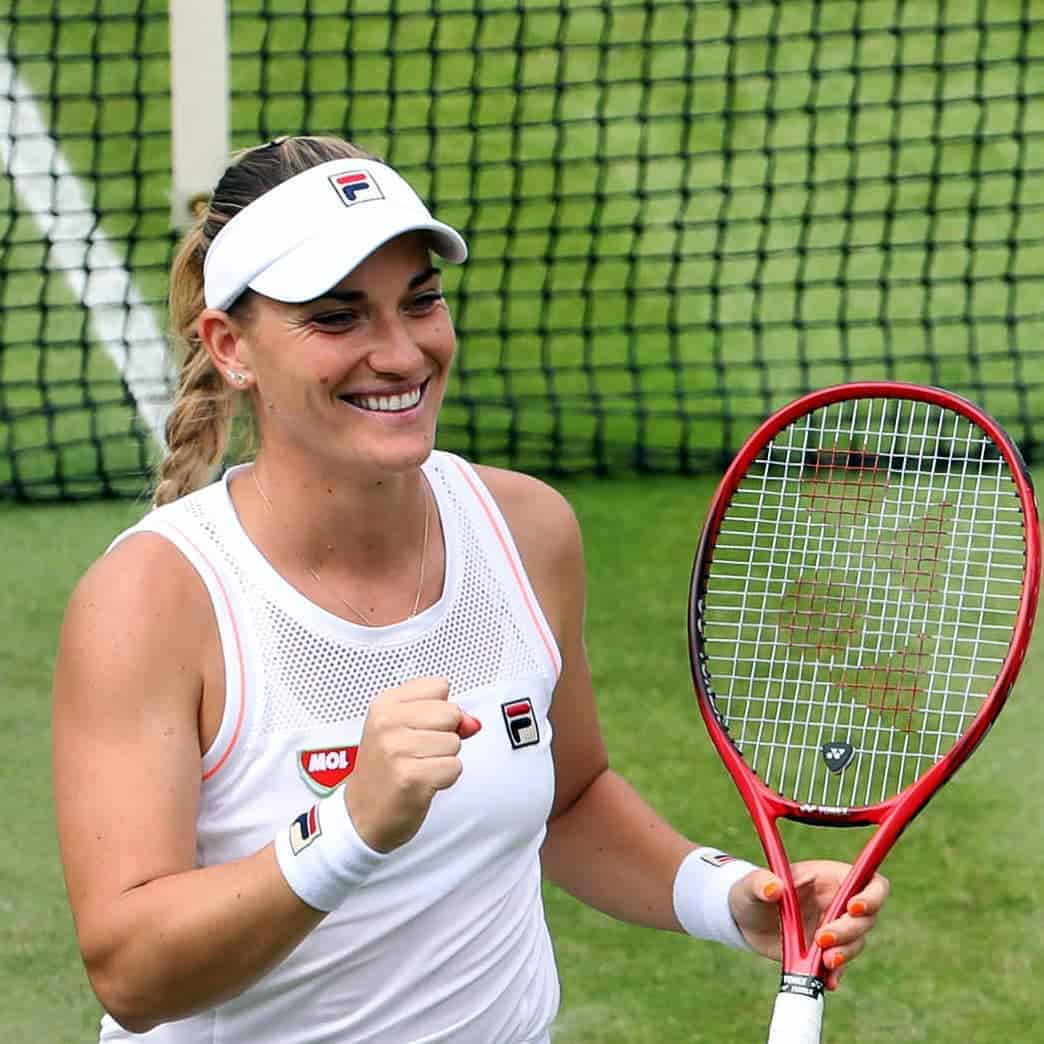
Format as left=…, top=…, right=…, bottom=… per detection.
left=273, top=785, right=388, bottom=912
left=672, top=846, right=759, bottom=951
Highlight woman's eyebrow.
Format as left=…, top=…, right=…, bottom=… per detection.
left=408, top=265, right=441, bottom=289
left=308, top=267, right=441, bottom=305
left=312, top=288, right=366, bottom=304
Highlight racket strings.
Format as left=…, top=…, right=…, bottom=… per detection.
left=702, top=397, right=1027, bottom=809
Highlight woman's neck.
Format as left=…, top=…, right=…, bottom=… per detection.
left=235, top=451, right=437, bottom=586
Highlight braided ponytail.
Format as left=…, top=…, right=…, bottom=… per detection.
left=153, top=136, right=380, bottom=505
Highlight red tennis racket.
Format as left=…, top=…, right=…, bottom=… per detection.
left=688, top=382, right=1040, bottom=1043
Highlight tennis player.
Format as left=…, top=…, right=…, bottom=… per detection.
left=52, top=135, right=888, bottom=1043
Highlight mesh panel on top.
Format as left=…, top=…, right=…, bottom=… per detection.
left=184, top=463, right=547, bottom=737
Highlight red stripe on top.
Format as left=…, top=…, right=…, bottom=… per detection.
left=450, top=459, right=561, bottom=676
left=335, top=173, right=368, bottom=184
left=504, top=701, right=533, bottom=717
left=166, top=522, right=248, bottom=783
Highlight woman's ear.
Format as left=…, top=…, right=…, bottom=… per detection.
left=197, top=308, right=255, bottom=391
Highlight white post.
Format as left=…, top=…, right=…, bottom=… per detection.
left=169, top=0, right=229, bottom=230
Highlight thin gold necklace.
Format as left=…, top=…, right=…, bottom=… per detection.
left=251, top=465, right=430, bottom=626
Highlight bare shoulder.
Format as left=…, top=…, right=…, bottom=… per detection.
left=67, top=528, right=211, bottom=632
left=472, top=464, right=581, bottom=563
left=56, top=529, right=214, bottom=715
left=472, top=464, right=584, bottom=636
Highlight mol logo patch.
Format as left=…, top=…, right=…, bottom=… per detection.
left=328, top=169, right=385, bottom=206
left=501, top=698, right=540, bottom=750
left=298, top=746, right=359, bottom=795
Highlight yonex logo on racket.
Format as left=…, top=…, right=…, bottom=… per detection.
left=328, top=170, right=385, bottom=206
left=821, top=741, right=855, bottom=773
left=501, top=698, right=540, bottom=749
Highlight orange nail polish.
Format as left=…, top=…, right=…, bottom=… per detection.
left=832, top=952, right=846, bottom=970
left=849, top=899, right=867, bottom=916
left=817, top=931, right=837, bottom=949
left=763, top=882, right=780, bottom=899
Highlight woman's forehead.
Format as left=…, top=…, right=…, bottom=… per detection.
left=333, top=232, right=434, bottom=288
left=251, top=233, right=437, bottom=313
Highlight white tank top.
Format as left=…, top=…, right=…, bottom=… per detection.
left=98, top=451, right=562, bottom=1044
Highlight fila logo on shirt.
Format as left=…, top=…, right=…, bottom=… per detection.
left=501, top=698, right=540, bottom=750
left=298, top=746, right=359, bottom=795
left=328, top=170, right=385, bottom=206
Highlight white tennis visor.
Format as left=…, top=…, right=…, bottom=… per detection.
left=203, top=158, right=468, bottom=311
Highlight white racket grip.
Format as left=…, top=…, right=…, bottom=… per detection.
left=766, top=987, right=824, bottom=1044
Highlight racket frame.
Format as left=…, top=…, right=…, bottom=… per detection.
left=688, top=381, right=1040, bottom=980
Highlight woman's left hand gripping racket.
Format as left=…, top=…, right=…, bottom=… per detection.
left=688, top=382, right=1040, bottom=1044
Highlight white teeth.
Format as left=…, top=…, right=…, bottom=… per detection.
left=346, top=386, right=423, bottom=412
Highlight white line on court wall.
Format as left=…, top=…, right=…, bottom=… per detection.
left=0, top=45, right=172, bottom=446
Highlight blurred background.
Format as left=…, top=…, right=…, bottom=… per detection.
left=2, top=1, right=1042, bottom=1041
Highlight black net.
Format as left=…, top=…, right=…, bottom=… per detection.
left=2, top=1, right=1042, bottom=500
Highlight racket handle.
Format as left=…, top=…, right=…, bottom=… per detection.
left=766, top=977, right=824, bottom=1044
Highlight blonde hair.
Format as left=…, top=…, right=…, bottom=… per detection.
left=153, top=135, right=382, bottom=506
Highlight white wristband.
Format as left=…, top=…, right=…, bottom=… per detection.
left=672, top=847, right=758, bottom=951
left=274, top=785, right=388, bottom=912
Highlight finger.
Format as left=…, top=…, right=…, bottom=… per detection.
left=424, top=754, right=465, bottom=791
left=814, top=904, right=879, bottom=948
left=748, top=868, right=822, bottom=905
left=401, top=703, right=482, bottom=738
left=816, top=932, right=867, bottom=976
left=389, top=676, right=451, bottom=703
left=398, top=701, right=469, bottom=733
left=745, top=869, right=785, bottom=904
left=815, top=914, right=874, bottom=947
left=815, top=904, right=875, bottom=979
left=407, top=729, right=463, bottom=759
left=789, top=858, right=851, bottom=892
left=792, top=868, right=821, bottom=893
left=845, top=872, right=890, bottom=917
left=457, top=711, right=482, bottom=738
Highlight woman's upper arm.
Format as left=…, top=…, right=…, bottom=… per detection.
left=473, top=466, right=608, bottom=819
left=52, top=534, right=211, bottom=949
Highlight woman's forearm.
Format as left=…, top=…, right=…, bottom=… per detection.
left=540, top=768, right=697, bottom=931
left=78, top=845, right=323, bottom=1033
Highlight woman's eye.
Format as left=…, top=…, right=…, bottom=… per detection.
left=407, top=292, right=443, bottom=314
left=311, top=310, right=358, bottom=328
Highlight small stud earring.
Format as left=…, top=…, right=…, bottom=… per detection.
left=227, top=370, right=247, bottom=386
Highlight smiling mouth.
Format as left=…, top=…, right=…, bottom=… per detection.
left=339, top=380, right=427, bottom=413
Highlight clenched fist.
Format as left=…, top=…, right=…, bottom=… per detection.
left=345, top=677, right=482, bottom=853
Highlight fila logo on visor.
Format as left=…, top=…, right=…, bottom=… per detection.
left=328, top=170, right=385, bottom=206
left=501, top=698, right=540, bottom=750
left=298, top=746, right=359, bottom=795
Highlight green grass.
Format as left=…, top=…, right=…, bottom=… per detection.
left=2, top=2, right=1044, bottom=1035
left=0, top=497, right=144, bottom=1043
left=554, top=473, right=1044, bottom=1043
left=3, top=0, right=1044, bottom=495
left=2, top=472, right=1043, bottom=1042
